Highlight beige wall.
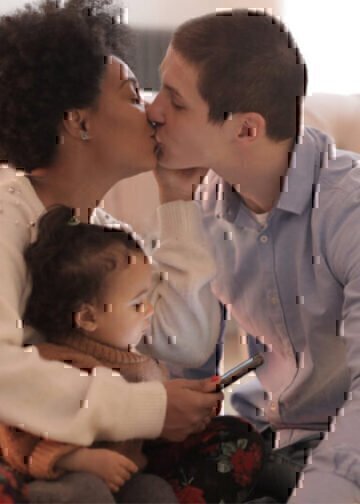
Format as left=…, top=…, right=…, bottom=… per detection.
left=104, top=172, right=159, bottom=235
left=127, top=0, right=284, bottom=27
left=0, top=0, right=26, bottom=13
left=1, top=0, right=284, bottom=16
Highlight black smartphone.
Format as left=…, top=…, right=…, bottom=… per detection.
left=219, top=354, right=264, bottom=389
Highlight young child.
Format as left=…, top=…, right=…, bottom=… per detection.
left=0, top=206, right=265, bottom=503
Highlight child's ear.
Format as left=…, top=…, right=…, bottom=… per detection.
left=74, top=304, right=98, bottom=333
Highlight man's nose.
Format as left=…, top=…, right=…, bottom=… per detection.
left=145, top=96, right=165, bottom=127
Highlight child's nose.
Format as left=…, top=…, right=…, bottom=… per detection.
left=144, top=301, right=154, bottom=319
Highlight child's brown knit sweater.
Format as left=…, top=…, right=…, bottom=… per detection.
left=0, top=333, right=167, bottom=479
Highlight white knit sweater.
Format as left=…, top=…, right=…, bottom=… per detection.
left=0, top=170, right=220, bottom=446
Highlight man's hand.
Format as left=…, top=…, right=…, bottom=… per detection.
left=161, top=377, right=224, bottom=442
left=154, top=165, right=209, bottom=204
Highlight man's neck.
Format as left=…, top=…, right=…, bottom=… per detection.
left=232, top=137, right=294, bottom=214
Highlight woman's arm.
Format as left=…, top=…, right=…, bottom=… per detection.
left=0, top=176, right=167, bottom=445
left=0, top=175, right=221, bottom=447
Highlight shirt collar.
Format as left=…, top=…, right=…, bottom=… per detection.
left=214, top=127, right=331, bottom=221
left=276, top=128, right=330, bottom=215
left=213, top=180, right=242, bottom=223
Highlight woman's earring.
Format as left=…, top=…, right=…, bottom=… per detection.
left=80, top=129, right=90, bottom=141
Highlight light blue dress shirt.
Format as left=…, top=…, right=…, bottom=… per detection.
left=198, top=127, right=360, bottom=502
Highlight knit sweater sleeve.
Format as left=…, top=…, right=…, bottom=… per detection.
left=0, top=343, right=143, bottom=480
left=0, top=175, right=167, bottom=446
left=0, top=420, right=77, bottom=480
left=28, top=441, right=79, bottom=479
left=0, top=423, right=78, bottom=480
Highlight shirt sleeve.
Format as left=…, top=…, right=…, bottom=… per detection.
left=289, top=187, right=360, bottom=503
left=138, top=201, right=221, bottom=367
left=0, top=199, right=167, bottom=446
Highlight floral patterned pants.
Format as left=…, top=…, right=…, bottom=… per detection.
left=0, top=415, right=263, bottom=504
left=0, top=461, right=29, bottom=503
left=144, top=415, right=265, bottom=504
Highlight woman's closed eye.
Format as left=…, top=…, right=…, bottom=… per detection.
left=131, top=92, right=141, bottom=105
left=128, top=82, right=142, bottom=105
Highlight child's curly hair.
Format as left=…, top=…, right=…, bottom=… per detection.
left=0, top=0, right=132, bottom=172
left=24, top=205, right=145, bottom=340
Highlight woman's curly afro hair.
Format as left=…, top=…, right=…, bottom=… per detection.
left=0, top=0, right=132, bottom=173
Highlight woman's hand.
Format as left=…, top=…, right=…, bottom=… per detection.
left=161, top=377, right=223, bottom=441
left=154, top=165, right=209, bottom=204
left=57, top=448, right=139, bottom=493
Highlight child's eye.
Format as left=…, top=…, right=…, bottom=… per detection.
left=134, top=302, right=145, bottom=312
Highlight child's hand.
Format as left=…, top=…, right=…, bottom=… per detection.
left=86, top=449, right=139, bottom=493
left=58, top=448, right=139, bottom=493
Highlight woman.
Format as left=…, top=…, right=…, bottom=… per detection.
left=0, top=0, right=223, bottom=501
left=0, top=205, right=264, bottom=503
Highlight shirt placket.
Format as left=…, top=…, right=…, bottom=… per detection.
left=256, top=223, right=296, bottom=424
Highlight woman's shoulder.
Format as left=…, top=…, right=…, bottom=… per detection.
left=91, top=207, right=133, bottom=232
left=0, top=166, right=44, bottom=230
left=0, top=166, right=30, bottom=195
left=91, top=207, right=146, bottom=250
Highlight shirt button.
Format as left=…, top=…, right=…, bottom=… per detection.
left=271, top=296, right=279, bottom=305
left=260, top=235, right=268, bottom=243
left=270, top=402, right=277, bottom=412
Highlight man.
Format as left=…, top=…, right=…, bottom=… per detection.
left=147, top=9, right=360, bottom=503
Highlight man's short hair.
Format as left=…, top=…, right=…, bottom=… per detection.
left=172, top=10, right=307, bottom=141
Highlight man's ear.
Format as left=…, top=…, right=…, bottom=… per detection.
left=63, top=109, right=91, bottom=141
left=74, top=303, right=98, bottom=332
left=237, top=113, right=266, bottom=141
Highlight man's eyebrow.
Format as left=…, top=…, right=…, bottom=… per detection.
left=158, top=61, right=185, bottom=99
left=163, top=83, right=184, bottom=99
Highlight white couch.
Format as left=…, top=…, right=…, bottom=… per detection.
left=304, top=93, right=360, bottom=153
